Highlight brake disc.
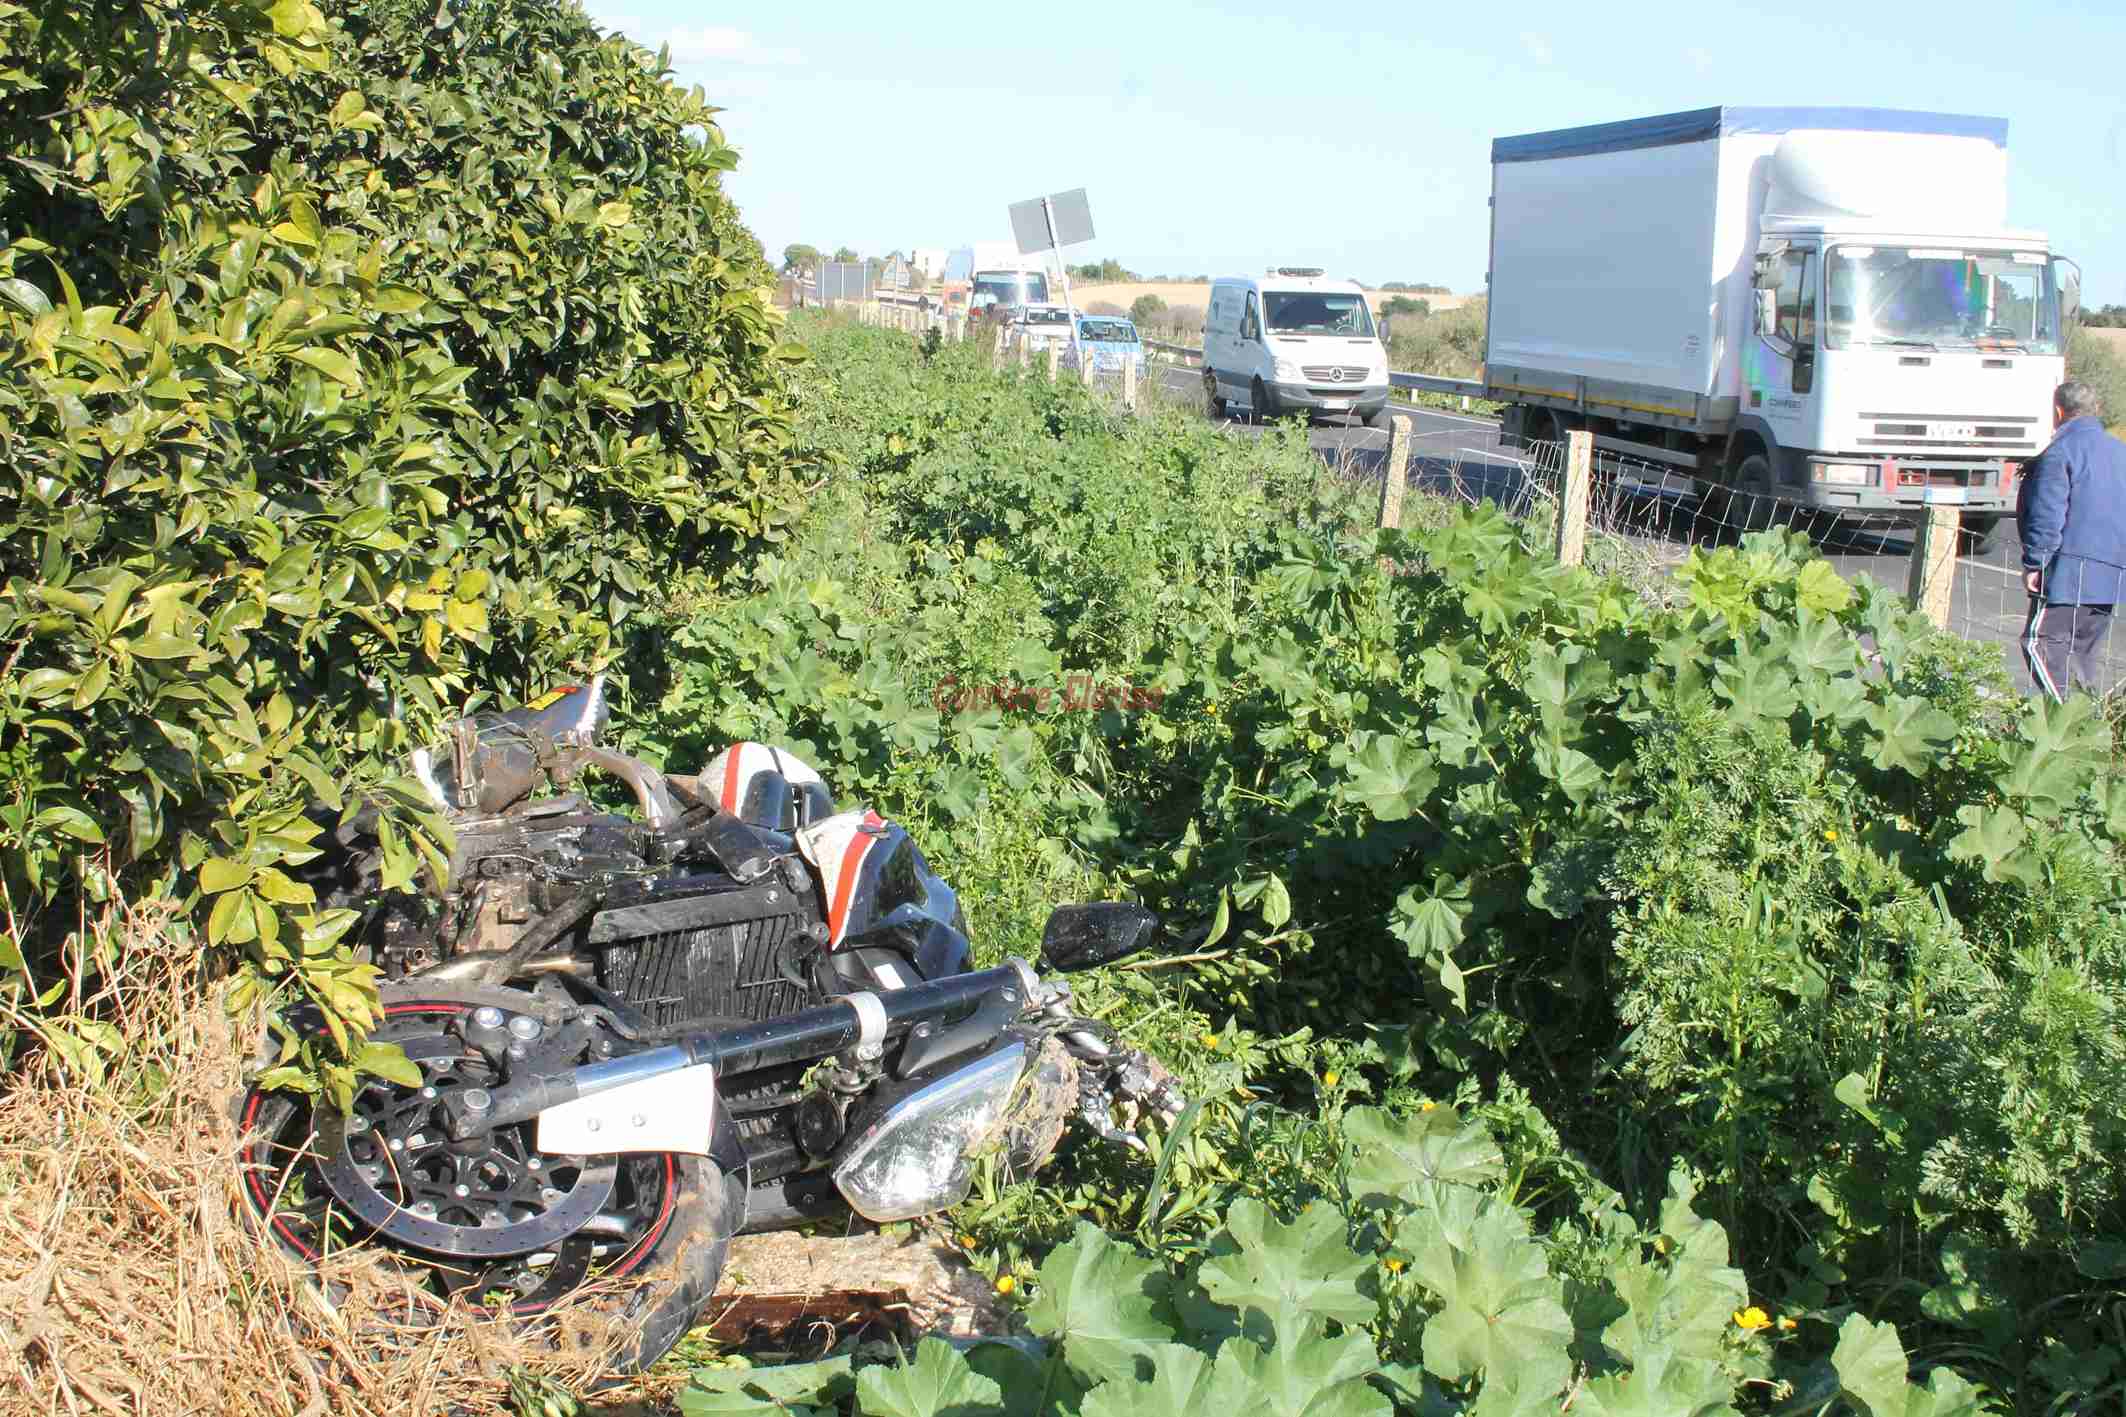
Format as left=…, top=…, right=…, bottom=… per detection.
left=314, top=1033, right=616, bottom=1259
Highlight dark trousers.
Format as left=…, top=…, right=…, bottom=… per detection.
left=2022, top=599, right=2114, bottom=700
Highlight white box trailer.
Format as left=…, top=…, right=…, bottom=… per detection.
left=1482, top=106, right=2079, bottom=545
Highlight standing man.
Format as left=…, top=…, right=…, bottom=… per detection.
left=2019, top=381, right=2126, bottom=699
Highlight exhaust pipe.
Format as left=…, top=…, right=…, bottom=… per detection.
left=444, top=959, right=1038, bottom=1138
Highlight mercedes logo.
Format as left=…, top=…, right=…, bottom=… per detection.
left=1327, top=369, right=1344, bottom=382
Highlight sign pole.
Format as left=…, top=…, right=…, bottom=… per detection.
left=1043, top=196, right=1076, bottom=362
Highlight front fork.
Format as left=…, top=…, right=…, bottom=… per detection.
left=1033, top=976, right=1186, bottom=1152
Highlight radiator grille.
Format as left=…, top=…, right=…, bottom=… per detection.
left=1301, top=365, right=1369, bottom=382
left=597, top=908, right=811, bottom=1029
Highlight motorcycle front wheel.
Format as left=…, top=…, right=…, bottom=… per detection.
left=236, top=980, right=741, bottom=1373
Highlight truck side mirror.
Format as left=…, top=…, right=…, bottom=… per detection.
left=1755, top=289, right=1778, bottom=337
left=2055, top=256, right=2082, bottom=330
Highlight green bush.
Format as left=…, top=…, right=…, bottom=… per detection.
left=2069, top=325, right=2126, bottom=435
left=0, top=0, right=810, bottom=1094
left=1130, top=293, right=1168, bottom=326
left=690, top=324, right=2126, bottom=1412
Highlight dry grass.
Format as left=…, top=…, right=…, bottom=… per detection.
left=0, top=913, right=656, bottom=1417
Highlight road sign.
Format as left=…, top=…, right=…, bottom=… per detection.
left=1008, top=188, right=1094, bottom=255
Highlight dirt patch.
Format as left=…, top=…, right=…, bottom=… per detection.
left=698, top=1230, right=1013, bottom=1353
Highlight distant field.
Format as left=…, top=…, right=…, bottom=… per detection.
left=2087, top=327, right=2126, bottom=351
left=1071, top=281, right=1476, bottom=318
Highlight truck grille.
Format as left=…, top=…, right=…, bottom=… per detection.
left=1301, top=365, right=1369, bottom=383
left=1856, top=412, right=2039, bottom=451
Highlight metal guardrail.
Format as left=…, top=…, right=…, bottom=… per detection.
left=1142, top=340, right=1486, bottom=402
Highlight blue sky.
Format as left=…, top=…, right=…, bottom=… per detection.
left=582, top=0, right=2126, bottom=303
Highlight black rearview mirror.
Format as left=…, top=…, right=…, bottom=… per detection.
left=1040, top=902, right=1159, bottom=973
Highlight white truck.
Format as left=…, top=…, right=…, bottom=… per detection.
left=944, top=242, right=1054, bottom=323
left=1482, top=106, right=2081, bottom=550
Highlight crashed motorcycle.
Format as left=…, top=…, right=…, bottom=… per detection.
left=237, top=678, right=1181, bottom=1369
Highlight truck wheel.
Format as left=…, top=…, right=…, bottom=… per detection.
left=1204, top=372, right=1225, bottom=420
left=1362, top=404, right=1392, bottom=431
left=1959, top=514, right=2001, bottom=556
left=1727, top=452, right=1783, bottom=536
left=1252, top=378, right=1278, bottom=424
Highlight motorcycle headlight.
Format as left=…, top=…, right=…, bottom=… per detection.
left=832, top=1041, right=1025, bottom=1222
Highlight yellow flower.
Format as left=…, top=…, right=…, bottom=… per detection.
left=995, top=1275, right=1017, bottom=1295
left=1823, top=828, right=1839, bottom=842
left=958, top=1233, right=977, bottom=1250
left=1201, top=1033, right=1220, bottom=1049
left=1322, top=1070, right=1340, bottom=1087
left=1733, top=1306, right=1772, bottom=1332
left=1383, top=1258, right=1405, bottom=1273
left=1204, top=702, right=1219, bottom=717
left=1777, top=1315, right=1798, bottom=1332
left=1419, top=1101, right=1437, bottom=1112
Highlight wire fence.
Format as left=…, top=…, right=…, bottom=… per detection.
left=856, top=303, right=2125, bottom=703
left=1347, top=424, right=2126, bottom=702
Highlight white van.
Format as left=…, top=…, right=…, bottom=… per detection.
left=1203, top=270, right=1391, bottom=427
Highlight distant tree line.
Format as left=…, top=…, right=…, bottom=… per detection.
left=2082, top=304, right=2126, bottom=329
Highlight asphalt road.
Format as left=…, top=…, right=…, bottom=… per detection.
left=1153, top=363, right=2116, bottom=695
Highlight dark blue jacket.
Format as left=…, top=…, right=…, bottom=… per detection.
left=2018, top=415, right=2126, bottom=605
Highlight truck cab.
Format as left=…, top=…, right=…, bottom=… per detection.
left=1746, top=226, right=2074, bottom=540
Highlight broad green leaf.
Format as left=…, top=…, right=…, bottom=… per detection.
left=1261, top=874, right=1292, bottom=929
left=1226, top=1330, right=1390, bottom=1417
left=1333, top=732, right=1438, bottom=822
left=1831, top=1314, right=1910, bottom=1417
left=1196, top=1200, right=1376, bottom=1349
left=1945, top=805, right=2040, bottom=887
left=1343, top=1105, right=1503, bottom=1208
left=1865, top=695, right=1956, bottom=777
left=1795, top=559, right=1855, bottom=614
left=855, top=1338, right=1001, bottom=1417
left=1390, top=875, right=1470, bottom=963
left=35, top=805, right=105, bottom=843
left=1080, top=1345, right=1250, bottom=1417
left=1576, top=1346, right=1739, bottom=1417
left=1408, top=1197, right=1571, bottom=1397
left=1024, top=1223, right=1178, bottom=1384
left=680, top=1354, right=856, bottom=1416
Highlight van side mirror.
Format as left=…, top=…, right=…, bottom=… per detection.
left=1040, top=902, right=1159, bottom=973
left=1754, top=289, right=1778, bottom=337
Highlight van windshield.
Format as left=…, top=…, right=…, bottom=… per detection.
left=1264, top=291, right=1375, bottom=337
left=1078, top=319, right=1138, bottom=343
left=971, top=271, right=1051, bottom=313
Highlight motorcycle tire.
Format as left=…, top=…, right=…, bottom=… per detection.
left=236, top=980, right=741, bottom=1374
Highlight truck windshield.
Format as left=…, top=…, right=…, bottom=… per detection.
left=1264, top=291, right=1376, bottom=337
left=1824, top=245, right=2061, bottom=354
left=971, top=271, right=1050, bottom=313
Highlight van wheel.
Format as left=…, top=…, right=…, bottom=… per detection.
left=1204, top=372, right=1225, bottom=419
left=1363, top=404, right=1392, bottom=431
left=1252, top=378, right=1277, bottom=424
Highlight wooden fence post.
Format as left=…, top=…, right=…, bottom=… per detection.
left=1377, top=415, right=1412, bottom=530
left=1046, top=345, right=1060, bottom=381
left=1905, top=496, right=1961, bottom=629
left=1555, top=429, right=1593, bottom=566
left=1017, top=336, right=1030, bottom=369
left=1079, top=347, right=1094, bottom=387
left=1122, top=357, right=1138, bottom=412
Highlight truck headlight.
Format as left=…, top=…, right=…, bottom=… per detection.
left=1810, top=462, right=1874, bottom=487
left=832, top=1041, right=1025, bottom=1222
left=1273, top=359, right=1301, bottom=381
